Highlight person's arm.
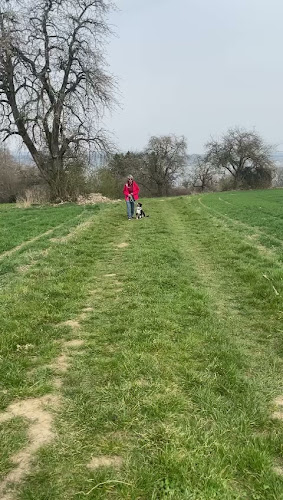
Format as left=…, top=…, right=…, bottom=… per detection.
left=124, top=185, right=133, bottom=201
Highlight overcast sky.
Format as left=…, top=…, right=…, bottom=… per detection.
left=105, top=0, right=283, bottom=153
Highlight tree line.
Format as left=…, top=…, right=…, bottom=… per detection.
left=0, top=126, right=279, bottom=203
left=0, top=0, right=279, bottom=202
left=94, top=128, right=276, bottom=199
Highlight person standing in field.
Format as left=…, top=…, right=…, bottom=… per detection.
left=123, top=175, right=140, bottom=220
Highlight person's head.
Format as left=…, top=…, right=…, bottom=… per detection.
left=127, top=175, right=133, bottom=185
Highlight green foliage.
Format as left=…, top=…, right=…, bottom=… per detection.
left=241, top=165, right=274, bottom=189
left=109, top=152, right=142, bottom=179
left=89, top=167, right=122, bottom=199
left=63, top=153, right=89, bottom=200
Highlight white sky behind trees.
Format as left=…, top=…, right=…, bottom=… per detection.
left=105, top=0, right=283, bottom=153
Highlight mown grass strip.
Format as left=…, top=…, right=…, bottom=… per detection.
left=0, top=195, right=283, bottom=499
left=0, top=205, right=100, bottom=288
left=0, top=204, right=91, bottom=254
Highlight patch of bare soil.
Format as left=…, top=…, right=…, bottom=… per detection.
left=77, top=193, right=121, bottom=205
left=274, top=396, right=283, bottom=407
left=17, top=265, right=32, bottom=274
left=0, top=303, right=93, bottom=499
left=61, top=320, right=81, bottom=329
left=16, top=344, right=34, bottom=353
left=78, top=312, right=87, bottom=321
left=256, top=244, right=275, bottom=258
left=272, top=411, right=283, bottom=420
left=247, top=233, right=260, bottom=241
left=273, top=465, right=283, bottom=476
left=53, top=378, right=63, bottom=389
left=135, top=378, right=150, bottom=387
left=104, top=345, right=118, bottom=354
left=0, top=395, right=60, bottom=500
left=272, top=396, right=283, bottom=420
left=50, top=354, right=70, bottom=373
left=87, top=455, right=123, bottom=470
left=116, top=242, right=129, bottom=249
left=64, top=339, right=85, bottom=348
left=88, top=288, right=103, bottom=296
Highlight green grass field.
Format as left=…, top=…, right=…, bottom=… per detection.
left=0, top=190, right=283, bottom=499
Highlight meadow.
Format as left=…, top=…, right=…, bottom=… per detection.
left=0, top=190, right=283, bottom=499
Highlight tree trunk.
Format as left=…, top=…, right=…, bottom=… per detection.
left=48, top=158, right=67, bottom=201
left=233, top=171, right=241, bottom=189
left=33, top=154, right=67, bottom=201
left=156, top=181, right=165, bottom=197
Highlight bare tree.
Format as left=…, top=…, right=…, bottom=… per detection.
left=141, top=135, right=188, bottom=196
left=188, top=155, right=215, bottom=192
left=0, top=0, right=116, bottom=200
left=206, top=127, right=274, bottom=189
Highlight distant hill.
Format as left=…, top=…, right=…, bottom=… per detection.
left=189, top=152, right=283, bottom=167
left=271, top=152, right=283, bottom=167
left=12, top=150, right=283, bottom=169
left=12, top=150, right=109, bottom=169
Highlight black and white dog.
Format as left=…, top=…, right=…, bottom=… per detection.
left=136, top=202, right=149, bottom=219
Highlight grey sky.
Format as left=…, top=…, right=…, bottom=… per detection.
left=106, top=0, right=283, bottom=153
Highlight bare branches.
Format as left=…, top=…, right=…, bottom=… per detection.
left=143, top=135, right=188, bottom=196
left=205, top=127, right=274, bottom=189
left=0, top=0, right=116, bottom=199
left=188, top=155, right=216, bottom=192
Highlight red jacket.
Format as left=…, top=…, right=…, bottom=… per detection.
left=123, top=181, right=140, bottom=201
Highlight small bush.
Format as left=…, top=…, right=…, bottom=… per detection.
left=87, top=168, right=122, bottom=199
left=16, top=185, right=50, bottom=207
left=169, top=187, right=192, bottom=197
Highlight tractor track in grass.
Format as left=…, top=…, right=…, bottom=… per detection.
left=198, top=196, right=283, bottom=254
left=0, top=212, right=94, bottom=261
left=0, top=205, right=132, bottom=500
left=1, top=197, right=283, bottom=499
left=0, top=212, right=87, bottom=261
left=167, top=200, right=280, bottom=337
